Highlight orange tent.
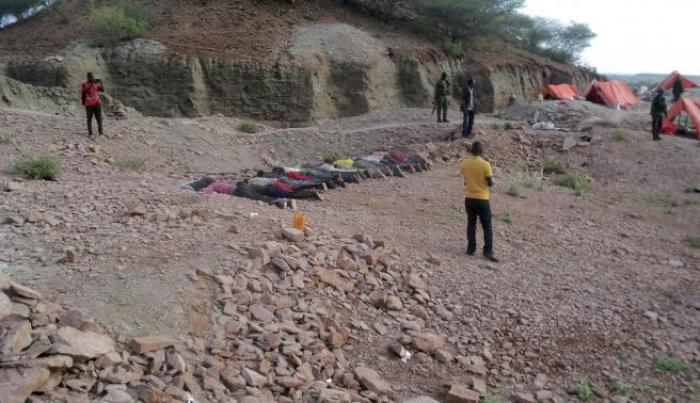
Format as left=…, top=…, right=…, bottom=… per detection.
left=544, top=84, right=579, bottom=100
left=662, top=97, right=700, bottom=139
left=585, top=80, right=638, bottom=109
left=657, top=71, right=699, bottom=90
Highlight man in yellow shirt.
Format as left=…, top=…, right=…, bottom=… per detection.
left=459, top=141, right=498, bottom=262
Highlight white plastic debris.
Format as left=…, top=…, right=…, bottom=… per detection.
left=401, top=350, right=413, bottom=363
left=249, top=212, right=259, bottom=218
left=532, top=121, right=556, bottom=131
left=186, top=394, right=198, bottom=403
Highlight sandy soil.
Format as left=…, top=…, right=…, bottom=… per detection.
left=1, top=106, right=699, bottom=401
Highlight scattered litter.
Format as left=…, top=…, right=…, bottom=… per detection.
left=249, top=212, right=259, bottom=218
left=293, top=211, right=307, bottom=231
left=532, top=121, right=556, bottom=131
left=402, top=350, right=413, bottom=363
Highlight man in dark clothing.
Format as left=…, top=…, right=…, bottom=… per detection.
left=672, top=76, right=684, bottom=102
left=461, top=79, right=476, bottom=137
left=434, top=72, right=450, bottom=123
left=459, top=141, right=497, bottom=262
left=81, top=72, right=104, bottom=138
left=650, top=88, right=668, bottom=141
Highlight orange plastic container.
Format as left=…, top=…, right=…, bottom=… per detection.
left=293, top=212, right=306, bottom=231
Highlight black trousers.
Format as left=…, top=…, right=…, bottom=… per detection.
left=465, top=198, right=493, bottom=256
left=86, top=105, right=103, bottom=136
left=462, top=110, right=475, bottom=137
left=651, top=114, right=663, bottom=140
left=436, top=96, right=448, bottom=122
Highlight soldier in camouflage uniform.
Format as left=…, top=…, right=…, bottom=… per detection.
left=434, top=72, right=450, bottom=123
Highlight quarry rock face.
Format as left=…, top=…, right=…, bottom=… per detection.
left=2, top=25, right=596, bottom=123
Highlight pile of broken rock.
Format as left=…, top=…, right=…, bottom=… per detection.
left=1, top=225, right=514, bottom=403
left=0, top=273, right=185, bottom=403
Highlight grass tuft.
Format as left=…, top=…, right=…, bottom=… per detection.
left=0, top=136, right=10, bottom=145
left=523, top=178, right=535, bottom=189
left=360, top=354, right=377, bottom=366
left=543, top=159, right=567, bottom=175
left=489, top=122, right=501, bottom=131
left=506, top=183, right=520, bottom=197
left=239, top=120, right=258, bottom=133
left=111, top=158, right=147, bottom=172
left=655, top=355, right=693, bottom=374
left=613, top=130, right=627, bottom=141
left=575, top=380, right=595, bottom=401
left=502, top=212, right=513, bottom=224
left=614, top=380, right=629, bottom=396
left=554, top=173, right=590, bottom=196
left=482, top=393, right=501, bottom=403
left=689, top=237, right=700, bottom=249
left=14, top=155, right=60, bottom=180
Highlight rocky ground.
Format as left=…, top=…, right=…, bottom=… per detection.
left=0, top=105, right=699, bottom=403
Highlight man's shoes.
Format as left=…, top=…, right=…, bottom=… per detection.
left=485, top=254, right=499, bottom=263
left=466, top=250, right=475, bottom=256
left=314, top=191, right=324, bottom=201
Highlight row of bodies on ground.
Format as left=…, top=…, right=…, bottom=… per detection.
left=180, top=151, right=431, bottom=208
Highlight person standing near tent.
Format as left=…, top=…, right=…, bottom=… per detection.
left=434, top=72, right=450, bottom=123
left=460, top=141, right=498, bottom=262
left=80, top=72, right=104, bottom=138
left=650, top=88, right=668, bottom=141
left=461, top=79, right=477, bottom=137
left=672, top=76, right=684, bottom=102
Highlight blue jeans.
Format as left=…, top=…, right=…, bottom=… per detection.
left=463, top=110, right=475, bottom=137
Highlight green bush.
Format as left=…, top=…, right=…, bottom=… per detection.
left=14, top=155, right=60, bottom=180
left=506, top=183, right=520, bottom=197
left=523, top=178, right=535, bottom=189
left=542, top=159, right=567, bottom=175
left=89, top=6, right=149, bottom=44
left=53, top=0, right=72, bottom=24
left=440, top=39, right=463, bottom=57
left=239, top=120, right=258, bottom=134
left=554, top=173, right=590, bottom=196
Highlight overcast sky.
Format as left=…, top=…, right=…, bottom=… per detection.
left=523, top=0, right=699, bottom=75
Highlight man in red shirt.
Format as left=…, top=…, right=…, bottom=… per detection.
left=80, top=72, right=104, bottom=138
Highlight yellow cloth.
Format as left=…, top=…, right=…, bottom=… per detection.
left=334, top=159, right=354, bottom=169
left=460, top=156, right=493, bottom=200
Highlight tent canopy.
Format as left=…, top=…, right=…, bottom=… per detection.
left=585, top=80, right=638, bottom=109
left=662, top=97, right=700, bottom=139
left=545, top=84, right=579, bottom=100
left=657, top=71, right=699, bottom=90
